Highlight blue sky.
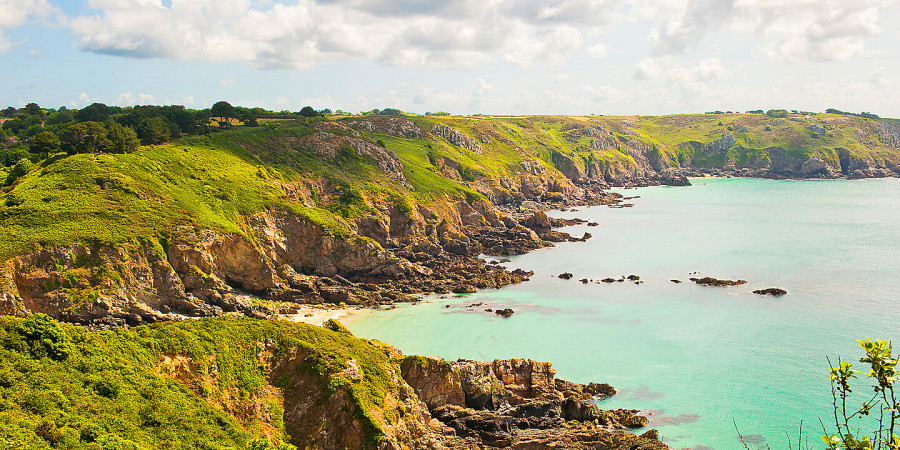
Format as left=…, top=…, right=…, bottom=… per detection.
left=2, top=0, right=900, bottom=116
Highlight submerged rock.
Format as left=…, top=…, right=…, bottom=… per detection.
left=558, top=272, right=573, bottom=280
left=494, top=308, right=514, bottom=318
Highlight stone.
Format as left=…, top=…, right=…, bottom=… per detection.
left=753, top=287, right=787, bottom=296
left=689, top=277, right=747, bottom=287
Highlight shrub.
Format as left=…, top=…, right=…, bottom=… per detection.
left=457, top=165, right=476, bottom=182
left=323, top=319, right=352, bottom=335
left=15, top=313, right=74, bottom=361
left=4, top=158, right=34, bottom=186
left=820, top=338, right=898, bottom=449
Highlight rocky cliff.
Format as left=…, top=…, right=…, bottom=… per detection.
left=0, top=315, right=669, bottom=449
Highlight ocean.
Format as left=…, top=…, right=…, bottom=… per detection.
left=346, top=177, right=900, bottom=449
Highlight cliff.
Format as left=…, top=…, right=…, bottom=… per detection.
left=3, top=111, right=900, bottom=325
left=0, top=315, right=666, bottom=449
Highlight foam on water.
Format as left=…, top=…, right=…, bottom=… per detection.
left=347, top=177, right=900, bottom=449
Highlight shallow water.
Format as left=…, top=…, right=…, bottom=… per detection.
left=347, top=177, right=900, bottom=449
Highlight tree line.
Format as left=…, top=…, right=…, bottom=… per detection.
left=0, top=101, right=337, bottom=169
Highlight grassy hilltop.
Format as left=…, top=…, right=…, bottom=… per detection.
left=2, top=109, right=900, bottom=264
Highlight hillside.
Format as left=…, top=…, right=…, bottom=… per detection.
left=0, top=314, right=665, bottom=449
left=2, top=111, right=900, bottom=326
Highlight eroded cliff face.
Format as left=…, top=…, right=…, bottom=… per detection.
left=153, top=327, right=667, bottom=450
left=546, top=117, right=900, bottom=186
left=0, top=178, right=619, bottom=326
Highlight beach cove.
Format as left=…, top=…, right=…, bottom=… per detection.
left=346, top=177, right=900, bottom=449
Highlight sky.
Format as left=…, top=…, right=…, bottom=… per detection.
left=1, top=0, right=899, bottom=117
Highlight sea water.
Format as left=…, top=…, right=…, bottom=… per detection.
left=346, top=177, right=900, bottom=449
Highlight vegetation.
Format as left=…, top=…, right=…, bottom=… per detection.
left=821, top=338, right=898, bottom=450
left=0, top=314, right=409, bottom=449
left=2, top=101, right=900, bottom=265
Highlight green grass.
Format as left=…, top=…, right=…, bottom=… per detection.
left=0, top=138, right=348, bottom=260
left=2, top=112, right=899, bottom=263
left=0, top=315, right=402, bottom=449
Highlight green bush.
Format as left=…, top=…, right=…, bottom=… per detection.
left=457, top=165, right=476, bottom=182
left=820, top=338, right=898, bottom=450
left=4, top=158, right=35, bottom=186
left=323, top=319, right=352, bottom=335
left=14, top=313, right=74, bottom=361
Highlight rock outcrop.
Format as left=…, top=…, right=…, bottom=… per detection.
left=689, top=277, right=747, bottom=287
left=432, top=125, right=483, bottom=153
left=753, top=287, right=788, bottom=296
left=399, top=356, right=665, bottom=449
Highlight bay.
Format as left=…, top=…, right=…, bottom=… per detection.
left=347, top=177, right=900, bottom=449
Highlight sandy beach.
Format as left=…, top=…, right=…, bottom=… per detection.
left=278, top=305, right=369, bottom=326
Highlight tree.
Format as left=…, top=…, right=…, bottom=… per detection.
left=75, top=103, right=118, bottom=123
left=60, top=121, right=111, bottom=154
left=2, top=118, right=24, bottom=134
left=24, top=102, right=41, bottom=117
left=107, top=122, right=140, bottom=153
left=29, top=131, right=60, bottom=155
left=46, top=110, right=74, bottom=126
left=136, top=117, right=171, bottom=145
left=1, top=106, right=16, bottom=118
left=821, top=338, right=898, bottom=450
left=211, top=101, right=238, bottom=127
left=298, top=106, right=319, bottom=117
left=21, top=124, right=43, bottom=139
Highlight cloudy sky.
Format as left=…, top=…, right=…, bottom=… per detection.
left=2, top=0, right=899, bottom=116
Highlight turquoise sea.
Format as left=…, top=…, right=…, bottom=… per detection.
left=346, top=177, right=900, bottom=449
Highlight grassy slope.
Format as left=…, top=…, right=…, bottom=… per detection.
left=0, top=132, right=352, bottom=261
left=2, top=113, right=898, bottom=263
left=0, top=315, right=398, bottom=449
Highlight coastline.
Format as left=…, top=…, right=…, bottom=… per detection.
left=278, top=303, right=370, bottom=326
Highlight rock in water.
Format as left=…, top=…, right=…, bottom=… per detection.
left=495, top=308, right=514, bottom=318
left=753, top=288, right=787, bottom=296
left=558, top=272, right=573, bottom=280
left=689, top=277, right=747, bottom=287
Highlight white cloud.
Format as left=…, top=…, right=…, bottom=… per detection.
left=759, top=4, right=881, bottom=62
left=476, top=78, right=494, bottom=91
left=649, top=0, right=890, bottom=63
left=72, top=91, right=98, bottom=108
left=581, top=84, right=625, bottom=101
left=633, top=56, right=727, bottom=98
left=649, top=0, right=735, bottom=56
left=64, top=0, right=629, bottom=71
left=115, top=92, right=157, bottom=105
left=633, top=57, right=660, bottom=80
left=0, top=0, right=59, bottom=53
left=504, top=26, right=581, bottom=67
left=584, top=43, right=609, bottom=59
